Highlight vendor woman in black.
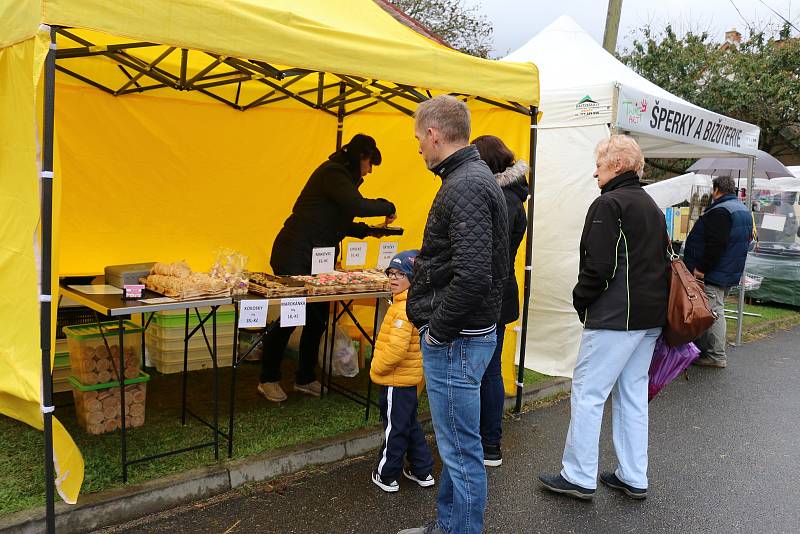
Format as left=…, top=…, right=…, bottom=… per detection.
left=258, top=134, right=397, bottom=402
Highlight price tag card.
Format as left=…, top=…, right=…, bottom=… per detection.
left=376, top=241, right=399, bottom=269
left=238, top=300, right=268, bottom=328
left=281, top=297, right=306, bottom=327
left=346, top=241, right=368, bottom=266
left=311, top=247, right=335, bottom=274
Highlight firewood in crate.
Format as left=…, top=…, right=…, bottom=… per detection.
left=87, top=411, right=104, bottom=426
left=104, top=419, right=119, bottom=433
left=96, top=357, right=111, bottom=373
left=96, top=370, right=113, bottom=384
left=129, top=402, right=145, bottom=417
left=124, top=367, right=139, bottom=380
left=129, top=388, right=146, bottom=404
left=131, top=415, right=145, bottom=427
left=80, top=346, right=95, bottom=361
left=87, top=423, right=104, bottom=435
left=84, top=356, right=98, bottom=373
left=85, top=397, right=102, bottom=413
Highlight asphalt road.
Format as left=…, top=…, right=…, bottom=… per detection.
left=98, top=326, right=800, bottom=534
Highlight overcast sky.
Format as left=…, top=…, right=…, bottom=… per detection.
left=467, top=0, right=800, bottom=57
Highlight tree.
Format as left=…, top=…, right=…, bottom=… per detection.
left=388, top=0, right=493, bottom=58
left=620, top=24, right=800, bottom=173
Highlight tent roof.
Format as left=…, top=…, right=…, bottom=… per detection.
left=502, top=15, right=759, bottom=157
left=503, top=15, right=686, bottom=105
left=2, top=0, right=538, bottom=107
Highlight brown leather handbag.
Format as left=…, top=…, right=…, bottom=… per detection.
left=663, top=243, right=717, bottom=347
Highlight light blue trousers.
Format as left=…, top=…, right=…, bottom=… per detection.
left=561, top=327, right=661, bottom=490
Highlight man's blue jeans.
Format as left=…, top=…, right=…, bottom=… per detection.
left=561, top=327, right=661, bottom=490
left=422, top=333, right=496, bottom=534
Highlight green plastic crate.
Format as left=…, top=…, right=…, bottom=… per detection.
left=151, top=306, right=236, bottom=329
left=68, top=371, right=150, bottom=390
left=54, top=352, right=70, bottom=369
left=62, top=320, right=142, bottom=339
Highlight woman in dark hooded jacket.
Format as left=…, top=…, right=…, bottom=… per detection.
left=258, top=134, right=397, bottom=403
left=472, top=135, right=529, bottom=466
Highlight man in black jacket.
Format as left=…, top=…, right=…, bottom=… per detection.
left=400, top=96, right=508, bottom=534
left=539, top=135, right=668, bottom=502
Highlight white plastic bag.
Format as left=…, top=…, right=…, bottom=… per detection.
left=319, top=329, right=359, bottom=378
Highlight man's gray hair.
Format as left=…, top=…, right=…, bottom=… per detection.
left=712, top=176, right=736, bottom=195
left=414, top=95, right=471, bottom=144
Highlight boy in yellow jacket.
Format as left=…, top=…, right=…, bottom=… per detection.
left=370, top=250, right=435, bottom=493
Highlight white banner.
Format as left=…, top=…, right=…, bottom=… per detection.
left=615, top=84, right=760, bottom=156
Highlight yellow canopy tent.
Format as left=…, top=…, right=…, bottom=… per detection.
left=0, top=1, right=539, bottom=528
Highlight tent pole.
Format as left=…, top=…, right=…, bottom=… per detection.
left=515, top=106, right=539, bottom=413
left=735, top=156, right=755, bottom=345
left=41, top=25, right=58, bottom=534
left=335, top=82, right=346, bottom=150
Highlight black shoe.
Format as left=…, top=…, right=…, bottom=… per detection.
left=599, top=471, right=647, bottom=499
left=538, top=473, right=595, bottom=500
left=483, top=443, right=502, bottom=467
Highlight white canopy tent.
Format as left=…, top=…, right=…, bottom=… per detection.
left=644, top=173, right=800, bottom=209
left=502, top=16, right=761, bottom=377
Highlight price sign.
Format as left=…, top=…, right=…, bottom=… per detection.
left=238, top=300, right=268, bottom=328
left=281, top=297, right=306, bottom=327
left=377, top=242, right=399, bottom=269
left=346, top=241, right=368, bottom=266
left=311, top=247, right=335, bottom=274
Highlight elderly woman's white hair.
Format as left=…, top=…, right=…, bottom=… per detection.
left=595, top=135, right=645, bottom=178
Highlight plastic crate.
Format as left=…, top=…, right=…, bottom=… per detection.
left=151, top=305, right=236, bottom=329
left=63, top=321, right=143, bottom=386
left=147, top=343, right=234, bottom=374
left=52, top=352, right=72, bottom=393
left=145, top=329, right=234, bottom=353
left=69, top=372, right=149, bottom=435
left=145, top=321, right=236, bottom=341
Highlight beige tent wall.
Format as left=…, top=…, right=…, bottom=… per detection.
left=524, top=123, right=610, bottom=377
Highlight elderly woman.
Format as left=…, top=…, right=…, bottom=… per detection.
left=539, top=135, right=669, bottom=500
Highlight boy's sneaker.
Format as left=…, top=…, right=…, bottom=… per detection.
left=402, top=467, right=435, bottom=487
left=372, top=470, right=399, bottom=493
left=599, top=471, right=648, bottom=499
left=483, top=443, right=502, bottom=467
left=538, top=473, right=595, bottom=500
left=294, top=380, right=325, bottom=397
left=257, top=382, right=287, bottom=403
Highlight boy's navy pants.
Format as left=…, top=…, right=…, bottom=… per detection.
left=376, top=385, right=434, bottom=482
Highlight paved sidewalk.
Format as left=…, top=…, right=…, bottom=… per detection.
left=98, top=326, right=800, bottom=534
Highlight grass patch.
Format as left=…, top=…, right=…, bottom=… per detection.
left=516, top=366, right=553, bottom=387
left=0, top=362, right=382, bottom=516
left=724, top=300, right=800, bottom=342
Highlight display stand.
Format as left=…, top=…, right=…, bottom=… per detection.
left=60, top=282, right=231, bottom=482
left=228, top=291, right=389, bottom=457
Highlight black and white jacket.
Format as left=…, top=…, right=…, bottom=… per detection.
left=407, top=146, right=510, bottom=344
left=573, top=171, right=669, bottom=331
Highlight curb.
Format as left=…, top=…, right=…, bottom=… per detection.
left=0, top=377, right=570, bottom=533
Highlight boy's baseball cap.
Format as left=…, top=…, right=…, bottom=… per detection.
left=386, top=250, right=419, bottom=277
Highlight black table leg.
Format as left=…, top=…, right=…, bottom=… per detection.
left=119, top=317, right=128, bottom=483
